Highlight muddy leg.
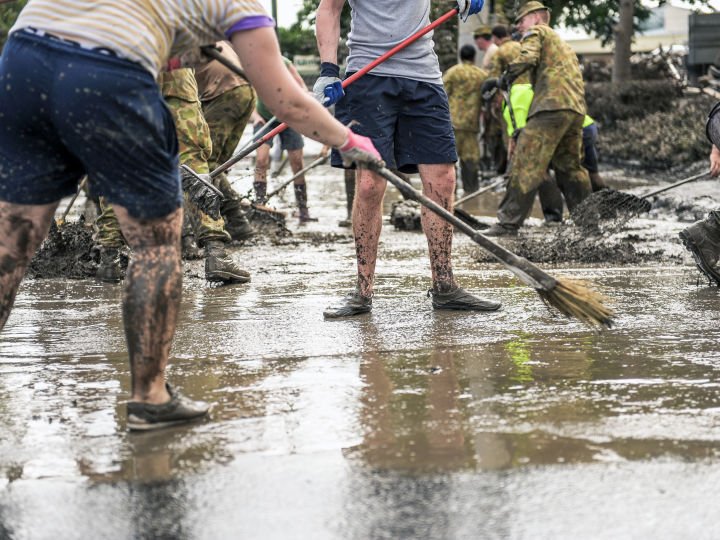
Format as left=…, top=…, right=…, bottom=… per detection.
left=254, top=143, right=270, bottom=202
left=113, top=206, right=183, bottom=404
left=418, top=163, right=456, bottom=293
left=353, top=169, right=386, bottom=297
left=0, top=202, right=58, bottom=330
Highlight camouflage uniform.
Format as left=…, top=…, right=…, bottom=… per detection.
left=202, top=85, right=256, bottom=207
left=497, top=23, right=591, bottom=227
left=95, top=68, right=230, bottom=248
left=443, top=62, right=488, bottom=192
left=488, top=38, right=531, bottom=146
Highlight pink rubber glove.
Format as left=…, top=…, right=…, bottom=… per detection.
left=337, top=130, right=383, bottom=168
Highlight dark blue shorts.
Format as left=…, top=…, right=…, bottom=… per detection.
left=331, top=74, right=457, bottom=174
left=254, top=120, right=304, bottom=151
left=582, top=123, right=599, bottom=173
left=0, top=31, right=181, bottom=219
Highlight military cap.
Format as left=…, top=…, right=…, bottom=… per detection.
left=473, top=25, right=492, bottom=39
left=514, top=1, right=551, bottom=24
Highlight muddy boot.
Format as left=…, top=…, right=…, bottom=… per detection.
left=429, top=285, right=502, bottom=312
left=204, top=240, right=251, bottom=284
left=181, top=233, right=203, bottom=260
left=679, top=212, right=720, bottom=286
left=294, top=183, right=318, bottom=223
left=221, top=199, right=254, bottom=242
left=483, top=223, right=519, bottom=237
left=96, top=247, right=122, bottom=283
left=461, top=160, right=480, bottom=193
left=538, top=177, right=564, bottom=223
left=253, top=181, right=267, bottom=204
left=323, top=287, right=372, bottom=318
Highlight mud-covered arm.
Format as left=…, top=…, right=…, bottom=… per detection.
left=504, top=31, right=541, bottom=84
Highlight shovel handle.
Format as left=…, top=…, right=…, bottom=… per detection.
left=640, top=170, right=711, bottom=199
left=264, top=153, right=329, bottom=200
left=454, top=176, right=506, bottom=206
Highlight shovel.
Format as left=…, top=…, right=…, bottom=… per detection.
left=571, top=169, right=711, bottom=229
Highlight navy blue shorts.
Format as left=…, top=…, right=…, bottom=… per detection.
left=254, top=120, right=304, bottom=151
left=0, top=31, right=181, bottom=219
left=331, top=74, right=457, bottom=174
left=582, top=123, right=599, bottom=173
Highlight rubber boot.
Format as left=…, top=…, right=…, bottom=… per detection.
left=96, top=246, right=122, bottom=283
left=294, top=183, right=318, bottom=223
left=461, top=160, right=480, bottom=193
left=339, top=169, right=355, bottom=227
left=253, top=181, right=267, bottom=204
left=221, top=199, right=254, bottom=242
left=204, top=240, right=251, bottom=284
left=496, top=183, right=536, bottom=230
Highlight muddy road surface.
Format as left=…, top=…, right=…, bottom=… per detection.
left=2, top=146, right=720, bottom=539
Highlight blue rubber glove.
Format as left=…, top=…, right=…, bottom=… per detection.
left=457, top=0, right=484, bottom=21
left=312, top=62, right=345, bottom=107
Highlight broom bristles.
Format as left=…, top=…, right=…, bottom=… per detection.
left=537, top=278, right=614, bottom=329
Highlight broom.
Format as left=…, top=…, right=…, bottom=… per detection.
left=369, top=164, right=614, bottom=329
left=571, top=169, right=711, bottom=229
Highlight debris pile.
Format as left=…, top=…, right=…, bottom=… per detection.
left=28, top=221, right=104, bottom=280
left=390, top=200, right=423, bottom=231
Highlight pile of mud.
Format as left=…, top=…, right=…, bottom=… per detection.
left=582, top=50, right=685, bottom=83
left=28, top=221, right=106, bottom=280
left=474, top=227, right=662, bottom=265
left=390, top=200, right=423, bottom=231
left=599, top=94, right=715, bottom=169
left=585, top=80, right=682, bottom=127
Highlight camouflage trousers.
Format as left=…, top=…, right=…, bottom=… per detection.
left=95, top=71, right=230, bottom=248
left=454, top=129, right=480, bottom=163
left=498, top=110, right=591, bottom=227
left=203, top=85, right=256, bottom=203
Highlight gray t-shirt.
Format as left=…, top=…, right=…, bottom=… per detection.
left=346, top=0, right=442, bottom=85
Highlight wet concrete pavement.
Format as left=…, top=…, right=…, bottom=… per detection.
left=2, top=148, right=720, bottom=538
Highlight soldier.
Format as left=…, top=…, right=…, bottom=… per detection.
left=483, top=1, right=592, bottom=236
left=196, top=41, right=257, bottom=242
left=473, top=25, right=498, bottom=70
left=443, top=44, right=488, bottom=193
left=679, top=101, right=720, bottom=286
left=95, top=67, right=251, bottom=285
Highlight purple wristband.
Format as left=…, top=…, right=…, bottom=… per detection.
left=225, top=15, right=275, bottom=37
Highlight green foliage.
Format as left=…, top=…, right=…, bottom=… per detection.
left=0, top=0, right=27, bottom=50
left=501, top=0, right=709, bottom=45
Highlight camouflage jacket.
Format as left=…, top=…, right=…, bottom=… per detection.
left=160, top=68, right=200, bottom=102
left=506, top=24, right=586, bottom=117
left=488, top=39, right=529, bottom=85
left=443, top=62, right=489, bottom=131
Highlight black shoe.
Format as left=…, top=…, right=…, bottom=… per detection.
left=679, top=216, right=720, bottom=286
left=204, top=240, right=251, bottom=284
left=323, top=288, right=372, bottom=318
left=96, top=247, right=122, bottom=283
left=338, top=218, right=352, bottom=228
left=127, top=383, right=210, bottom=431
left=483, top=223, right=519, bottom=237
left=429, top=286, right=502, bottom=312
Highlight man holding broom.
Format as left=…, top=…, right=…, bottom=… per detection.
left=315, top=0, right=502, bottom=318
left=0, top=0, right=380, bottom=430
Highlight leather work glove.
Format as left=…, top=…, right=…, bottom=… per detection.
left=457, top=0, right=484, bottom=21
left=337, top=130, right=383, bottom=168
left=313, top=62, right=344, bottom=106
